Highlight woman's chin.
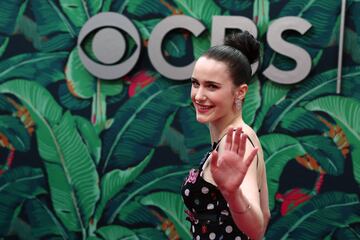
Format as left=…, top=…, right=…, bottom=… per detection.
left=196, top=115, right=210, bottom=124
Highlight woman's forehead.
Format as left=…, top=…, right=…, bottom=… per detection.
left=193, top=57, right=232, bottom=83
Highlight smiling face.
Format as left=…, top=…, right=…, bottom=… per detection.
left=191, top=56, right=241, bottom=126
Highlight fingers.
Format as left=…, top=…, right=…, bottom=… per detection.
left=231, top=128, right=242, bottom=152
left=245, top=147, right=258, bottom=168
left=210, top=150, right=219, bottom=170
left=238, top=131, right=247, bottom=157
left=224, top=127, right=234, bottom=151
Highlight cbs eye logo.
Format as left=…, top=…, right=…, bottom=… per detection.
left=77, top=12, right=141, bottom=80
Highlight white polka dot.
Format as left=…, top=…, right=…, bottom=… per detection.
left=225, top=225, right=233, bottom=233
left=184, top=189, right=190, bottom=196
left=192, top=225, right=195, bottom=233
left=221, top=210, right=229, bottom=216
left=209, top=232, right=216, bottom=239
left=207, top=203, right=214, bottom=210
left=196, top=236, right=200, bottom=240
left=235, top=236, right=242, bottom=240
left=201, top=187, right=209, bottom=194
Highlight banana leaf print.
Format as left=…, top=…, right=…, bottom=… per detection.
left=104, top=165, right=190, bottom=223
left=305, top=96, right=360, bottom=183
left=0, top=80, right=100, bottom=234
left=175, top=106, right=210, bottom=163
left=262, top=0, right=342, bottom=70
left=0, top=52, right=67, bottom=85
left=101, top=78, right=191, bottom=172
left=0, top=0, right=360, bottom=239
left=0, top=115, right=30, bottom=152
left=25, top=198, right=70, bottom=239
left=0, top=0, right=28, bottom=57
left=260, top=67, right=360, bottom=133
left=141, top=191, right=192, bottom=240
left=0, top=167, right=46, bottom=236
left=265, top=192, right=360, bottom=240
left=261, top=134, right=306, bottom=209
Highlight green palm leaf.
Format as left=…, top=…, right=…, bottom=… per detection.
left=96, top=225, right=143, bottom=240
left=140, top=191, right=192, bottom=240
left=133, top=19, right=187, bottom=58
left=30, top=0, right=76, bottom=51
left=58, top=83, right=91, bottom=110
left=133, top=19, right=160, bottom=41
left=261, top=67, right=360, bottom=133
left=243, top=77, right=261, bottom=126
left=117, top=201, right=159, bottom=226
left=0, top=167, right=45, bottom=236
left=253, top=80, right=290, bottom=132
left=0, top=115, right=30, bottom=151
left=305, top=96, right=360, bottom=183
left=93, top=150, right=154, bottom=224
left=0, top=80, right=100, bottom=232
left=125, top=0, right=172, bottom=17
left=160, top=127, right=189, bottom=162
left=176, top=106, right=210, bottom=164
left=263, top=0, right=342, bottom=70
left=261, top=134, right=306, bottom=210
left=66, top=47, right=124, bottom=132
left=0, top=52, right=67, bottom=85
left=217, top=0, right=251, bottom=12
left=74, top=116, right=101, bottom=166
left=25, top=198, right=69, bottom=239
left=330, top=224, right=360, bottom=240
left=0, top=0, right=28, bottom=57
left=253, top=0, right=270, bottom=37
left=191, top=31, right=210, bottom=59
left=59, top=0, right=102, bottom=29
left=298, top=135, right=345, bottom=175
left=16, top=15, right=43, bottom=50
left=101, top=79, right=190, bottom=172
left=278, top=107, right=328, bottom=134
left=105, top=165, right=190, bottom=223
left=173, top=0, right=221, bottom=28
left=344, top=28, right=360, bottom=64
left=133, top=228, right=167, bottom=240
left=265, top=192, right=360, bottom=240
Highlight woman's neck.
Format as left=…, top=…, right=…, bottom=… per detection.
left=209, top=112, right=243, bottom=143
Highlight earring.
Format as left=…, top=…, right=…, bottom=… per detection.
left=235, top=98, right=242, bottom=110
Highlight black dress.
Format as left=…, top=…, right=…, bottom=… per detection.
left=181, top=142, right=251, bottom=240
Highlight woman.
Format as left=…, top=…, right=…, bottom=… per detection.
left=181, top=31, right=270, bottom=240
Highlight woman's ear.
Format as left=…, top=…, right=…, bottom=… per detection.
left=236, top=84, right=248, bottom=101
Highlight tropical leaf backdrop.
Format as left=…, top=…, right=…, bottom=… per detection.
left=0, top=0, right=359, bottom=239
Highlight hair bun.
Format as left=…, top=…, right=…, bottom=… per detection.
left=224, top=30, right=260, bottom=64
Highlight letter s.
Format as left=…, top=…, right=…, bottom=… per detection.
left=263, top=17, right=312, bottom=84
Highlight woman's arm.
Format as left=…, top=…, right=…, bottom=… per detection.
left=210, top=128, right=270, bottom=239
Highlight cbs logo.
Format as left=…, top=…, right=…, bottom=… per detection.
left=78, top=12, right=141, bottom=80
left=78, top=12, right=314, bottom=84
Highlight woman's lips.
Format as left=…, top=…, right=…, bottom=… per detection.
left=195, top=103, right=213, bottom=113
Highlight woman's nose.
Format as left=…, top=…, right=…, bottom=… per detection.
left=194, top=88, right=206, bottom=101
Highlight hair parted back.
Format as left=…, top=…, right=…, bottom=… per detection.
left=202, top=30, right=260, bottom=86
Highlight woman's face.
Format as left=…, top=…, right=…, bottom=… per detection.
left=191, top=56, right=238, bottom=124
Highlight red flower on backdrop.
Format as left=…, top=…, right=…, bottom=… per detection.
left=126, top=71, right=156, bottom=97
left=276, top=188, right=313, bottom=216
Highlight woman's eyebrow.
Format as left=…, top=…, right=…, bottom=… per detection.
left=191, top=77, right=221, bottom=85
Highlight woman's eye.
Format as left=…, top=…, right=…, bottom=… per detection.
left=208, top=85, right=218, bottom=90
left=191, top=80, right=199, bottom=87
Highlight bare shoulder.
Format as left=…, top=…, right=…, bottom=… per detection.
left=241, top=123, right=264, bottom=161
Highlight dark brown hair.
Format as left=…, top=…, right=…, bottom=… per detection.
left=202, top=30, right=260, bottom=86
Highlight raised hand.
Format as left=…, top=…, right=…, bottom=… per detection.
left=210, top=127, right=258, bottom=198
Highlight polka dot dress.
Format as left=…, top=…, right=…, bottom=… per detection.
left=181, top=150, right=250, bottom=240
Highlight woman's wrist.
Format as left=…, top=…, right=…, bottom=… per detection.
left=225, top=188, right=251, bottom=214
